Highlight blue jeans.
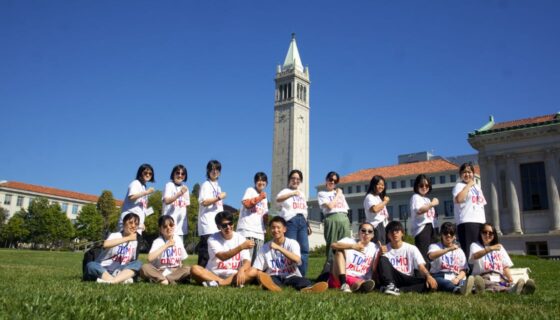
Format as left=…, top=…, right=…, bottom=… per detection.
left=285, top=214, right=309, bottom=277
left=433, top=272, right=464, bottom=293
left=85, top=260, right=142, bottom=281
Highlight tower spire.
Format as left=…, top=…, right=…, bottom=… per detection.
left=282, top=33, right=304, bottom=73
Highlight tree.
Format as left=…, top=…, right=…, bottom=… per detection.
left=75, top=203, right=104, bottom=242
left=97, top=190, right=119, bottom=234
left=191, top=183, right=200, bottom=198
left=186, top=193, right=199, bottom=249
left=143, top=190, right=163, bottom=243
left=0, top=206, right=8, bottom=226
left=1, top=213, right=29, bottom=248
left=21, top=198, right=75, bottom=248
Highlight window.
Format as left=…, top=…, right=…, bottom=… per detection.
left=347, top=186, right=353, bottom=194
left=440, top=176, right=446, bottom=184
left=391, top=181, right=397, bottom=189
left=398, top=204, right=409, bottom=220
left=365, top=185, right=368, bottom=193
left=72, top=204, right=79, bottom=215
left=356, top=185, right=361, bottom=193
left=347, top=209, right=353, bottom=223
left=400, top=180, right=406, bottom=188
left=444, top=200, right=454, bottom=217
left=520, top=162, right=549, bottom=211
left=16, top=196, right=24, bottom=207
left=358, top=209, right=366, bottom=223
left=28, top=197, right=34, bottom=206
left=526, top=241, right=548, bottom=256
left=387, top=206, right=394, bottom=220
left=430, top=177, right=436, bottom=185
left=410, top=179, right=414, bottom=188
left=61, top=203, right=68, bottom=213
left=450, top=175, right=457, bottom=183
left=3, top=194, right=12, bottom=205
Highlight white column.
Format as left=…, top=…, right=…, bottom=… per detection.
left=506, top=155, right=523, bottom=234
left=545, top=149, right=560, bottom=233
left=485, top=156, right=502, bottom=234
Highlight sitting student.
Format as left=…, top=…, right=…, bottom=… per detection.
left=329, top=222, right=379, bottom=293
left=252, top=216, right=328, bottom=293
left=469, top=223, right=536, bottom=294
left=191, top=211, right=255, bottom=287
left=140, top=215, right=191, bottom=285
left=377, top=221, right=437, bottom=295
left=428, top=222, right=477, bottom=295
left=85, top=212, right=142, bottom=284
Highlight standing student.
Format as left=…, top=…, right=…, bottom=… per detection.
left=237, top=172, right=269, bottom=264
left=410, top=174, right=438, bottom=264
left=276, top=169, right=310, bottom=277
left=363, top=175, right=390, bottom=244
left=140, top=216, right=191, bottom=285
left=197, top=160, right=226, bottom=267
left=453, top=162, right=486, bottom=260
left=317, top=171, right=351, bottom=272
left=162, top=165, right=190, bottom=242
left=119, top=164, right=155, bottom=234
left=85, top=213, right=142, bottom=284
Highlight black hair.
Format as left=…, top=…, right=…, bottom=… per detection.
left=413, top=174, right=432, bottom=195
left=385, top=220, right=404, bottom=235
left=206, top=160, right=222, bottom=179
left=122, top=212, right=140, bottom=226
left=214, top=210, right=233, bottom=226
left=269, top=216, right=287, bottom=227
left=158, top=215, right=175, bottom=228
left=478, top=223, right=499, bottom=246
left=254, top=172, right=268, bottom=184
left=359, top=222, right=374, bottom=231
left=439, top=222, right=456, bottom=241
left=325, top=171, right=339, bottom=183
left=459, top=162, right=475, bottom=175
left=366, top=175, right=386, bottom=198
left=288, top=169, right=303, bottom=184
left=136, top=163, right=155, bottom=184
left=170, top=164, right=188, bottom=183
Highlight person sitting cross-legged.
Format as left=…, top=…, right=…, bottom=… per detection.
left=251, top=216, right=328, bottom=293
left=377, top=221, right=437, bottom=295
left=190, top=211, right=256, bottom=287
left=328, top=222, right=380, bottom=293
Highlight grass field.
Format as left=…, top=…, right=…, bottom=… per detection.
left=0, top=249, right=558, bottom=319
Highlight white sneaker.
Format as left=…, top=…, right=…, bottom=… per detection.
left=96, top=278, right=110, bottom=284
left=383, top=283, right=400, bottom=296
left=510, top=279, right=525, bottom=295
left=123, top=278, right=134, bottom=284
left=460, top=276, right=475, bottom=295
left=340, top=283, right=352, bottom=293
left=202, top=280, right=219, bottom=287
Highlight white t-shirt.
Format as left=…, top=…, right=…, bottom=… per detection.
left=276, top=188, right=308, bottom=221
left=428, top=242, right=468, bottom=275
left=363, top=194, right=389, bottom=228
left=149, top=235, right=188, bottom=270
left=337, top=237, right=379, bottom=280
left=253, top=238, right=302, bottom=278
left=468, top=242, right=513, bottom=277
left=206, top=232, right=251, bottom=277
left=162, top=182, right=191, bottom=236
left=119, top=180, right=148, bottom=233
left=410, top=194, right=436, bottom=237
left=384, top=242, right=426, bottom=276
left=97, top=232, right=138, bottom=272
left=198, top=180, right=223, bottom=236
left=317, top=190, right=349, bottom=215
left=237, top=187, right=268, bottom=240
left=452, top=182, right=487, bottom=225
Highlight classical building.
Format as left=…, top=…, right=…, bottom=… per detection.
left=271, top=34, right=310, bottom=202
left=468, top=113, right=560, bottom=256
left=0, top=180, right=122, bottom=222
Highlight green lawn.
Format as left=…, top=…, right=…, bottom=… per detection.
left=0, top=249, right=558, bottom=319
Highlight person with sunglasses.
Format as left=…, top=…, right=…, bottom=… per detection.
left=378, top=221, right=437, bottom=295
left=237, top=172, right=269, bottom=264
left=364, top=175, right=390, bottom=244
left=453, top=162, right=486, bottom=260
left=140, top=216, right=191, bottom=285
left=428, top=222, right=478, bottom=295
left=118, top=164, right=156, bottom=234
left=328, top=223, right=379, bottom=293
left=410, top=174, right=439, bottom=264
left=191, top=211, right=255, bottom=287
left=162, top=165, right=190, bottom=243
left=317, top=171, right=351, bottom=275
left=276, top=169, right=310, bottom=276
left=468, top=223, right=536, bottom=294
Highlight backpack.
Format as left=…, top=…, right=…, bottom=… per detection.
left=82, top=243, right=103, bottom=281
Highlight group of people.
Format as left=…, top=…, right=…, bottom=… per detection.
left=83, top=161, right=536, bottom=295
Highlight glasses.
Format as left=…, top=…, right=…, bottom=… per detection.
left=290, top=177, right=301, bottom=181
left=219, top=222, right=233, bottom=229
left=419, top=184, right=429, bottom=188
left=360, top=229, right=374, bottom=234
left=442, top=232, right=455, bottom=237
left=389, top=229, right=402, bottom=233
left=481, top=230, right=494, bottom=236
left=143, top=171, right=153, bottom=176
left=328, top=178, right=338, bottom=184
left=163, top=224, right=175, bottom=229
left=175, top=171, right=185, bottom=177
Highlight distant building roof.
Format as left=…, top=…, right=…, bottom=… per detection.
left=0, top=181, right=123, bottom=206
left=470, top=113, right=560, bottom=137
left=338, top=159, right=478, bottom=184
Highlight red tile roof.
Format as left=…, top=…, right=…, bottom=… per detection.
left=0, top=181, right=123, bottom=206
left=491, top=113, right=559, bottom=130
left=339, top=159, right=478, bottom=184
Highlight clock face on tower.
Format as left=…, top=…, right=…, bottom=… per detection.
left=278, top=114, right=287, bottom=123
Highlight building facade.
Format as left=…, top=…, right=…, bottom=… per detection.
left=468, top=113, right=560, bottom=256
left=271, top=34, right=311, bottom=203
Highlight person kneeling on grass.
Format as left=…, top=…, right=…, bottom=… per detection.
left=328, top=222, right=379, bottom=293
left=428, top=222, right=478, bottom=295
left=252, top=216, right=328, bottom=293
left=85, top=212, right=142, bottom=284
left=191, top=211, right=255, bottom=287
left=140, top=215, right=191, bottom=285
left=377, top=221, right=437, bottom=296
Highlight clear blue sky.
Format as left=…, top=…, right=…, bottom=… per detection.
left=1, top=0, right=559, bottom=206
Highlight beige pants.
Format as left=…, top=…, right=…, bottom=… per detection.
left=140, top=264, right=191, bottom=285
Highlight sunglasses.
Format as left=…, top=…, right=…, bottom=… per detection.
left=328, top=178, right=339, bottom=183
left=162, top=224, right=175, bottom=229
left=360, top=229, right=374, bottom=234
left=481, top=230, right=494, bottom=236
left=442, top=232, right=455, bottom=236
left=219, top=222, right=233, bottom=229
left=143, top=171, right=153, bottom=176
left=175, top=171, right=185, bottom=176
left=419, top=184, right=430, bottom=188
